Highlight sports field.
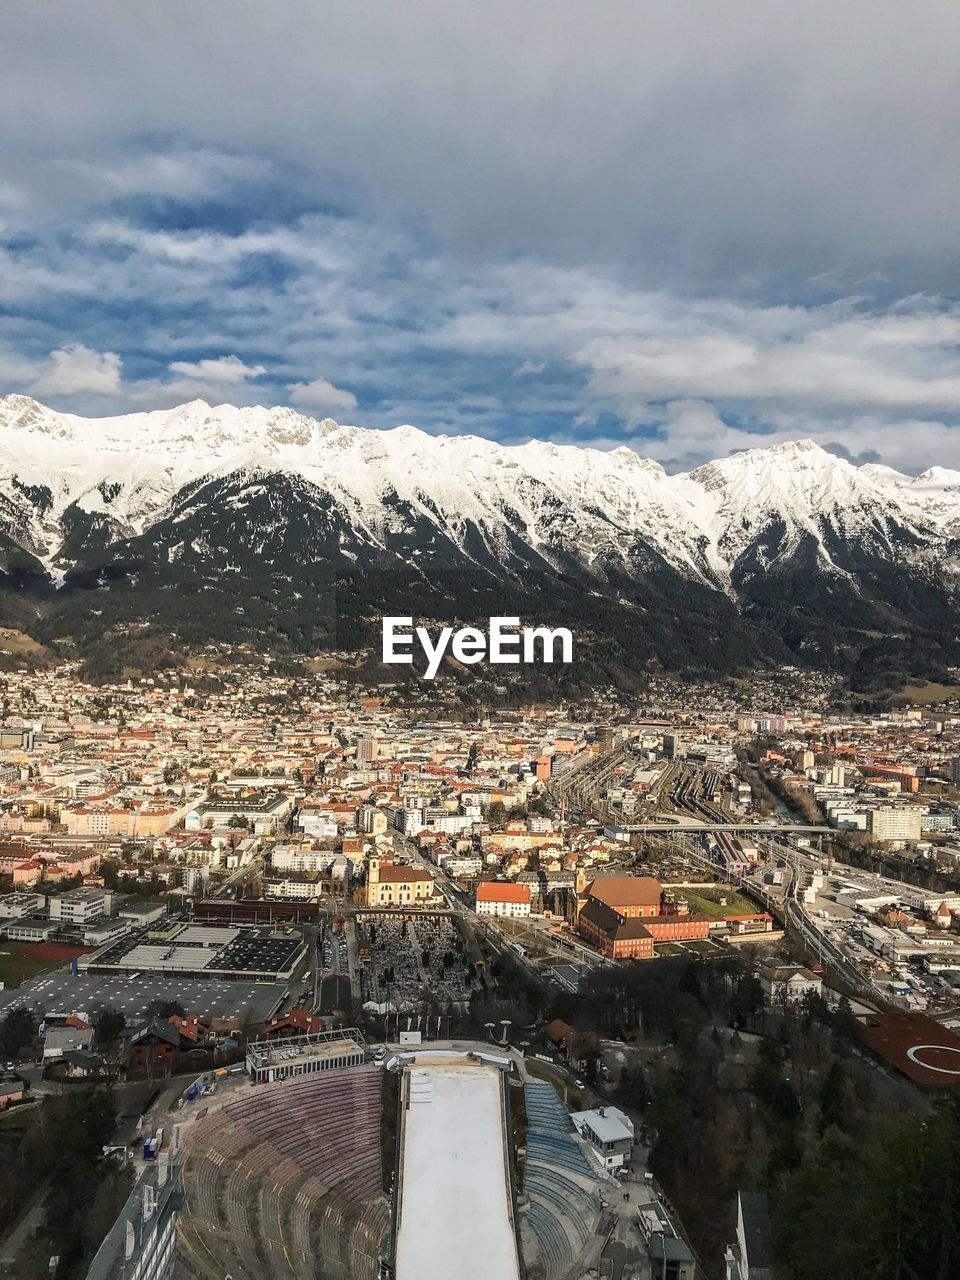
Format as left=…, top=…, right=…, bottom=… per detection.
left=0, top=942, right=87, bottom=988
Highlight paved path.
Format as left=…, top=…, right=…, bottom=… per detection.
left=0, top=1183, right=48, bottom=1275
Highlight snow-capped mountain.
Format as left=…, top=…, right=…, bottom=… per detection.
left=1, top=393, right=959, bottom=683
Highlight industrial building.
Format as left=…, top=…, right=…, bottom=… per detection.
left=80, top=923, right=305, bottom=982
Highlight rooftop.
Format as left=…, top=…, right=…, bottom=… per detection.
left=476, top=881, right=530, bottom=903
left=584, top=875, right=662, bottom=908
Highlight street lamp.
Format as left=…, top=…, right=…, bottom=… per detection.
left=499, top=1019, right=512, bottom=1045
left=484, top=1022, right=496, bottom=1042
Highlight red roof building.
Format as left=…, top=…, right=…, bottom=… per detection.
left=475, top=880, right=531, bottom=918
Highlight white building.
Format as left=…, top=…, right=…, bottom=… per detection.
left=48, top=887, right=112, bottom=923
left=0, top=891, right=45, bottom=918
left=181, top=866, right=209, bottom=894
left=263, top=877, right=323, bottom=900
left=571, top=1105, right=634, bottom=1171
left=868, top=807, right=923, bottom=843
left=759, top=963, right=822, bottom=1005
left=394, top=807, right=426, bottom=835
left=439, top=853, right=484, bottom=879
left=475, top=882, right=531, bottom=918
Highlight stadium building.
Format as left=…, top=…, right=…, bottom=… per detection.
left=246, top=1028, right=367, bottom=1083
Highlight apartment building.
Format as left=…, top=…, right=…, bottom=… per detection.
left=869, top=807, right=923, bottom=843
left=48, top=886, right=113, bottom=923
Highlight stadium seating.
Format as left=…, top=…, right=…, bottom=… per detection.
left=179, top=1066, right=390, bottom=1280
left=520, top=1081, right=608, bottom=1280
left=527, top=1201, right=573, bottom=1275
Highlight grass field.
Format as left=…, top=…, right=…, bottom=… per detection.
left=305, top=655, right=364, bottom=673
left=892, top=681, right=960, bottom=706
left=0, top=627, right=46, bottom=656
left=677, top=887, right=756, bottom=919
left=0, top=946, right=55, bottom=988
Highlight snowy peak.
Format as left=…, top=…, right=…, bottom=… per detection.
left=685, top=435, right=943, bottom=569
left=913, top=466, right=960, bottom=489
left=0, top=394, right=77, bottom=437
left=3, top=396, right=960, bottom=683
left=0, top=396, right=958, bottom=584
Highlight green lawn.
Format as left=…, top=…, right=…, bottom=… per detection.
left=654, top=942, right=685, bottom=955
left=680, top=939, right=717, bottom=953
left=677, top=888, right=756, bottom=919
left=0, top=948, right=53, bottom=988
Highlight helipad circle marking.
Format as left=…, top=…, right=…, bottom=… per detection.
left=905, top=1044, right=960, bottom=1075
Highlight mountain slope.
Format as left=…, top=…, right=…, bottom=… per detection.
left=2, top=393, right=960, bottom=685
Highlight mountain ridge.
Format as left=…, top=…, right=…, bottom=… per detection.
left=1, top=394, right=959, bottom=689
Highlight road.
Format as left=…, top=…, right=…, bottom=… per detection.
left=211, top=854, right=262, bottom=898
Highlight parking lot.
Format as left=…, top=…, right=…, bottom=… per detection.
left=0, top=966, right=288, bottom=1023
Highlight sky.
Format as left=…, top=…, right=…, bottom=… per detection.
left=2, top=1, right=960, bottom=472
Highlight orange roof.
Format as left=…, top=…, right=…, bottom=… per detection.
left=379, top=865, right=432, bottom=883
left=265, top=1009, right=324, bottom=1034
left=476, top=881, right=530, bottom=903
left=585, top=875, right=662, bottom=909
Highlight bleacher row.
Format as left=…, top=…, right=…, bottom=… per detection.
left=521, top=1082, right=604, bottom=1280
left=176, top=1066, right=390, bottom=1280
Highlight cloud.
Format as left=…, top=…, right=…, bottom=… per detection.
left=58, top=148, right=271, bottom=204
left=33, top=344, right=122, bottom=396
left=1, top=4, right=960, bottom=298
left=288, top=376, right=358, bottom=416
left=7, top=210, right=960, bottom=470
left=576, top=310, right=960, bottom=417
left=604, top=411, right=960, bottom=477
left=167, top=355, right=265, bottom=383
